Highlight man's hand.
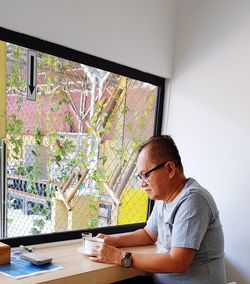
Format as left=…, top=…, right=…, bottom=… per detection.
left=89, top=242, right=124, bottom=265
left=96, top=229, right=155, bottom=248
left=96, top=233, right=118, bottom=247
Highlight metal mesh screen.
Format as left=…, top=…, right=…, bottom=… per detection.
left=4, top=43, right=157, bottom=237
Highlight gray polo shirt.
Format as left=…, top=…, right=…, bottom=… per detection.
left=146, top=178, right=225, bottom=284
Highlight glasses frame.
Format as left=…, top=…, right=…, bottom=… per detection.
left=137, top=161, right=167, bottom=183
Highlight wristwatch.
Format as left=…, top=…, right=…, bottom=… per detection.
left=121, top=252, right=133, bottom=268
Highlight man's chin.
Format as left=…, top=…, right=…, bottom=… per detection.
left=148, top=194, right=161, bottom=200
left=145, top=190, right=159, bottom=200
left=147, top=193, right=157, bottom=200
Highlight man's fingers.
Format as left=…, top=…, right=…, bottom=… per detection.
left=91, top=243, right=104, bottom=257
left=91, top=248, right=100, bottom=255
left=96, top=233, right=106, bottom=239
left=89, top=243, right=119, bottom=264
left=89, top=256, right=100, bottom=262
left=92, top=243, right=103, bottom=251
left=90, top=248, right=98, bottom=256
left=89, top=252, right=106, bottom=263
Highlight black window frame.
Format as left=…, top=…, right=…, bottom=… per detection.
left=0, top=26, right=165, bottom=247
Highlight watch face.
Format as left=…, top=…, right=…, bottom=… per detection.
left=122, top=257, right=131, bottom=268
left=121, top=253, right=132, bottom=268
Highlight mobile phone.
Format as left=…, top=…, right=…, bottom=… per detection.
left=20, top=252, right=52, bottom=266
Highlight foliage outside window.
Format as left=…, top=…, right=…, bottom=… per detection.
left=3, top=43, right=158, bottom=238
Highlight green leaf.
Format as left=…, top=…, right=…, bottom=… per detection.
left=33, top=219, right=45, bottom=229
left=121, top=105, right=129, bottom=115
left=89, top=204, right=97, bottom=211
left=64, top=114, right=73, bottom=126
left=32, top=204, right=40, bottom=215
left=34, top=127, right=44, bottom=145
left=30, top=228, right=40, bottom=235
left=87, top=218, right=98, bottom=228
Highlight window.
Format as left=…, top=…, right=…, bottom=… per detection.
left=0, top=27, right=165, bottom=246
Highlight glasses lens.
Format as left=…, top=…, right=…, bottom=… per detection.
left=137, top=161, right=167, bottom=184
left=136, top=174, right=142, bottom=180
left=136, top=173, right=148, bottom=182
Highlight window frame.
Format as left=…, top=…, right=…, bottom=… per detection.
left=0, top=26, right=165, bottom=247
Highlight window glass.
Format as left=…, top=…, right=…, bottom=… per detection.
left=3, top=43, right=158, bottom=237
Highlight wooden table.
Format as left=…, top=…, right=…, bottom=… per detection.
left=0, top=239, right=156, bottom=284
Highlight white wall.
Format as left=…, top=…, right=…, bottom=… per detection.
left=0, top=0, right=175, bottom=78
left=166, top=1, right=250, bottom=283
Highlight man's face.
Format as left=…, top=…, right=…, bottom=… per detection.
left=136, top=147, right=172, bottom=200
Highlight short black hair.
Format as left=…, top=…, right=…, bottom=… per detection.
left=138, top=135, right=184, bottom=173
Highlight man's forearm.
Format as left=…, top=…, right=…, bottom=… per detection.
left=131, top=252, right=181, bottom=273
left=130, top=247, right=196, bottom=273
left=111, top=228, right=155, bottom=247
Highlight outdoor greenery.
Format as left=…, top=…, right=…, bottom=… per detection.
left=6, top=44, right=156, bottom=235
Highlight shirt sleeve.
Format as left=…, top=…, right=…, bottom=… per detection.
left=171, top=193, right=212, bottom=250
left=145, top=202, right=159, bottom=236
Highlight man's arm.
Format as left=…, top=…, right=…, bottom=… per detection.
left=131, top=247, right=196, bottom=273
left=90, top=244, right=196, bottom=273
left=97, top=228, right=156, bottom=247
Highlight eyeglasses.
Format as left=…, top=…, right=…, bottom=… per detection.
left=137, top=161, right=167, bottom=183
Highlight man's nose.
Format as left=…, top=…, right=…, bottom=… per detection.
left=141, top=179, right=148, bottom=187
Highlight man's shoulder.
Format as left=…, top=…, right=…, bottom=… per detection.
left=180, top=178, right=219, bottom=215
left=183, top=178, right=213, bottom=200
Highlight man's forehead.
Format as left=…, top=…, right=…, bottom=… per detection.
left=138, top=144, right=158, bottom=160
left=137, top=148, right=154, bottom=168
left=137, top=144, right=167, bottom=167
left=138, top=146, right=150, bottom=160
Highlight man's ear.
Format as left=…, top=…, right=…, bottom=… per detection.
left=166, top=162, right=176, bottom=178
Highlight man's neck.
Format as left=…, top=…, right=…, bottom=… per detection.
left=165, top=176, right=187, bottom=203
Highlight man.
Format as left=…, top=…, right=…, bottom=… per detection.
left=90, top=135, right=226, bottom=284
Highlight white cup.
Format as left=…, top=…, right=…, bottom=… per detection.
left=84, top=237, right=104, bottom=253
left=82, top=232, right=92, bottom=246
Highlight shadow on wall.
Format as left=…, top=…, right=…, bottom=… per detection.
left=225, top=258, right=248, bottom=284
